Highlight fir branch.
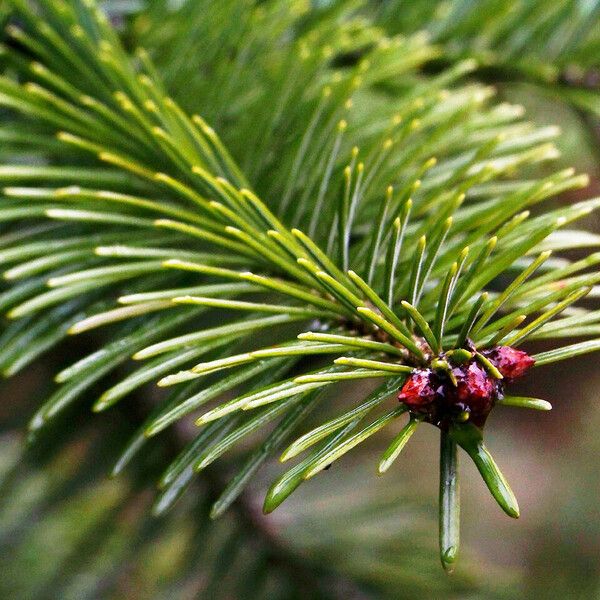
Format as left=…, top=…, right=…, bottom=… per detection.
left=0, top=0, right=599, bottom=576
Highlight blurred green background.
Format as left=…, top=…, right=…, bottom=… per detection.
left=1, top=243, right=599, bottom=600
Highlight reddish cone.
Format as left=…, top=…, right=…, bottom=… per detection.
left=447, top=362, right=497, bottom=426
left=483, top=346, right=535, bottom=380
left=453, top=362, right=495, bottom=404
left=398, top=345, right=535, bottom=429
left=398, top=369, right=437, bottom=409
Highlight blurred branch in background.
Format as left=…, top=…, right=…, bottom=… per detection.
left=0, top=374, right=514, bottom=599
